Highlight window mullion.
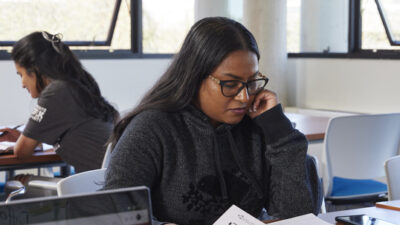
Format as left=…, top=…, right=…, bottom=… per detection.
left=348, top=0, right=362, bottom=52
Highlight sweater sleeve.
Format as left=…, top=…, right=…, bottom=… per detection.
left=103, top=112, right=177, bottom=225
left=253, top=104, right=321, bottom=218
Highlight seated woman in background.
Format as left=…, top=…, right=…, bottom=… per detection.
left=0, top=31, right=118, bottom=173
left=104, top=17, right=321, bottom=224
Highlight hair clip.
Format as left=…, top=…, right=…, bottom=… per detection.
left=41, top=31, right=63, bottom=54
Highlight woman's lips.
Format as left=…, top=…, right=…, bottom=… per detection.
left=229, top=107, right=247, bottom=115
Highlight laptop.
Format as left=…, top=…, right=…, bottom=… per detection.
left=0, top=186, right=152, bottom=225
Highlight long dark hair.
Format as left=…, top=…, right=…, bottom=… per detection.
left=111, top=17, right=260, bottom=146
left=11, top=31, right=118, bottom=122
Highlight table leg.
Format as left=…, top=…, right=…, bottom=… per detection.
left=60, top=165, right=71, bottom=177
left=5, top=170, right=15, bottom=180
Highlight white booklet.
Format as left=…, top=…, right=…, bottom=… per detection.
left=0, top=141, right=15, bottom=151
left=0, top=141, right=53, bottom=154
left=213, top=205, right=333, bottom=225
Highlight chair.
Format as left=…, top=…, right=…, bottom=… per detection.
left=4, top=180, right=25, bottom=203
left=57, top=168, right=106, bottom=196
left=308, top=154, right=326, bottom=213
left=384, top=155, right=400, bottom=200
left=28, top=143, right=112, bottom=195
left=323, top=113, right=400, bottom=204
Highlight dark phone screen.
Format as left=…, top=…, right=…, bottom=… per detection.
left=335, top=215, right=395, bottom=225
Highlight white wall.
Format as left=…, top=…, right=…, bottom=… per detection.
left=0, top=59, right=171, bottom=126
left=4, top=52, right=400, bottom=126
left=287, top=58, right=400, bottom=114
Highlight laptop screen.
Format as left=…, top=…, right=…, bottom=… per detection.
left=0, top=186, right=152, bottom=225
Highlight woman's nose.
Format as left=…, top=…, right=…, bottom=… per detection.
left=234, top=87, right=250, bottom=103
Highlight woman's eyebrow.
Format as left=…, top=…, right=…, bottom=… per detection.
left=222, top=71, right=259, bottom=79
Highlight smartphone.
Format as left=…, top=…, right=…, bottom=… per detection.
left=335, top=214, right=395, bottom=225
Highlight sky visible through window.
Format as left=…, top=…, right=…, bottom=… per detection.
left=287, top=0, right=400, bottom=53
left=1, top=0, right=244, bottom=54
left=0, top=0, right=131, bottom=52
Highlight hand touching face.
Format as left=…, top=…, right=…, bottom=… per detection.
left=196, top=50, right=276, bottom=127
left=247, top=89, right=278, bottom=119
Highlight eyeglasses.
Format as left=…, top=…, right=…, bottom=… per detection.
left=208, top=73, right=269, bottom=97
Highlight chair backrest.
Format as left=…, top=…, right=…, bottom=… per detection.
left=324, top=113, right=400, bottom=195
left=56, top=168, right=106, bottom=196
left=385, top=155, right=400, bottom=200
left=101, top=143, right=113, bottom=169
left=308, top=155, right=326, bottom=213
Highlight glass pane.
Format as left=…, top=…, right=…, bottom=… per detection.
left=0, top=0, right=130, bottom=51
left=380, top=0, right=400, bottom=40
left=287, top=0, right=301, bottom=53
left=142, top=0, right=195, bottom=54
left=362, top=0, right=400, bottom=50
left=362, top=0, right=390, bottom=49
left=109, top=0, right=131, bottom=50
left=287, top=0, right=349, bottom=53
left=143, top=0, right=243, bottom=54
left=228, top=0, right=243, bottom=23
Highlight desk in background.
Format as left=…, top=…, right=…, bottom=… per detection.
left=0, top=149, right=68, bottom=180
left=285, top=113, right=330, bottom=141
left=318, top=200, right=400, bottom=224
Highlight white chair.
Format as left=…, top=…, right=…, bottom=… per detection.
left=56, top=168, right=106, bottom=196
left=323, top=113, right=400, bottom=204
left=101, top=143, right=112, bottom=169
left=29, top=144, right=113, bottom=193
left=384, top=155, right=400, bottom=200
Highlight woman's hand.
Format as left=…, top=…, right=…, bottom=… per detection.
left=0, top=128, right=21, bottom=142
left=247, top=89, right=278, bottom=119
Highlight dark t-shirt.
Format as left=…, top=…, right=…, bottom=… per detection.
left=23, top=80, right=113, bottom=173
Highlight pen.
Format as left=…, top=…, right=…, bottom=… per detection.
left=12, top=124, right=23, bottom=130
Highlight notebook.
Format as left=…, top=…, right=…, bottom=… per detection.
left=0, top=142, right=53, bottom=155
left=0, top=186, right=152, bottom=225
left=0, top=141, right=15, bottom=154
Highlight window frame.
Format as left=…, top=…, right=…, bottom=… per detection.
left=288, top=0, right=400, bottom=59
left=0, top=0, right=173, bottom=60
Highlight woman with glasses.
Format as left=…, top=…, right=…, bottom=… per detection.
left=104, top=17, right=320, bottom=225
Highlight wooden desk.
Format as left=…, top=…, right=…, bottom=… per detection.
left=318, top=201, right=400, bottom=224
left=285, top=113, right=330, bottom=141
left=0, top=150, right=66, bottom=179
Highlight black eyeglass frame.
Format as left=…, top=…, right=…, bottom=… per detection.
left=208, top=73, right=269, bottom=97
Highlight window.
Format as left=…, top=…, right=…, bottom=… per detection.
left=0, top=0, right=131, bottom=53
left=142, top=0, right=194, bottom=54
left=0, top=0, right=244, bottom=59
left=362, top=0, right=400, bottom=50
left=287, top=0, right=400, bottom=58
left=287, top=0, right=349, bottom=54
left=141, top=0, right=243, bottom=54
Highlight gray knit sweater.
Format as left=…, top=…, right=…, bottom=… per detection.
left=104, top=104, right=321, bottom=225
